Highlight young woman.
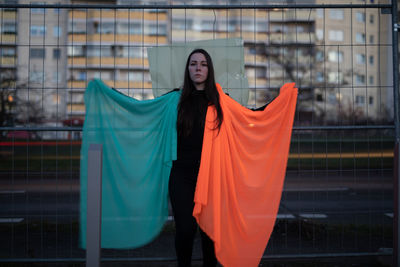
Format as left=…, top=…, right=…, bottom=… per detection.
left=168, top=49, right=221, bottom=267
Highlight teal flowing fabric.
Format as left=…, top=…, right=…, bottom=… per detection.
left=80, top=79, right=180, bottom=248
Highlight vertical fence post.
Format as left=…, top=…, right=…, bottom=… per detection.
left=395, top=143, right=399, bottom=266
left=392, top=0, right=400, bottom=266
left=86, top=144, right=103, bottom=267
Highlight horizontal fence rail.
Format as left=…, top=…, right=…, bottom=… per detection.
left=0, top=3, right=394, bottom=9
left=0, top=125, right=397, bottom=131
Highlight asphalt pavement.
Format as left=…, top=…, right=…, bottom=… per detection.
left=0, top=169, right=394, bottom=266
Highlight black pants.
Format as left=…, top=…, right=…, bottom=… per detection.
left=169, top=162, right=217, bottom=267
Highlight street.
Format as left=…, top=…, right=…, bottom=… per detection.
left=0, top=169, right=394, bottom=264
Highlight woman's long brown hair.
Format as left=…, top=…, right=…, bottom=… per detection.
left=177, top=49, right=223, bottom=136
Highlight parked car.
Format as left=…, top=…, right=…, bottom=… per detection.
left=6, top=130, right=38, bottom=140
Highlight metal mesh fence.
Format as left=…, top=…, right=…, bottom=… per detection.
left=0, top=1, right=397, bottom=265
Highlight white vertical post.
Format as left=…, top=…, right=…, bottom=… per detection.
left=86, top=144, right=103, bottom=267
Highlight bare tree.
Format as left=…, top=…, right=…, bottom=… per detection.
left=0, top=70, right=46, bottom=127
left=260, top=43, right=362, bottom=125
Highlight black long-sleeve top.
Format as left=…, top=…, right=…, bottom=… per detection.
left=174, top=90, right=268, bottom=167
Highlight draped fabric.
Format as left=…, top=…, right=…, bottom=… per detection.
left=80, top=79, right=298, bottom=266
left=80, top=79, right=180, bottom=248
left=193, top=83, right=298, bottom=267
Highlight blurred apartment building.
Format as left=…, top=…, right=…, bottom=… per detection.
left=0, top=0, right=68, bottom=126
left=67, top=0, right=169, bottom=116
left=313, top=0, right=393, bottom=123
left=0, top=0, right=395, bottom=124
left=0, top=0, right=168, bottom=121
left=0, top=1, right=18, bottom=126
left=16, top=0, right=69, bottom=123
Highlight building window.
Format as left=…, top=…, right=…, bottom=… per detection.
left=53, top=26, right=61, bottom=37
left=92, top=71, right=113, bottom=81
left=117, top=22, right=142, bottom=34
left=328, top=30, right=344, bottom=41
left=369, top=14, right=374, bottom=23
left=329, top=9, right=344, bottom=20
left=53, top=48, right=61, bottom=59
left=355, top=95, right=365, bottom=105
left=69, top=93, right=84, bottom=103
left=369, top=35, right=374, bottom=44
left=2, top=22, right=17, bottom=34
left=128, top=71, right=142, bottom=81
left=356, top=54, right=365, bottom=64
left=30, top=25, right=46, bottom=36
left=316, top=29, right=324, bottom=40
left=271, top=24, right=288, bottom=33
left=193, top=20, right=214, bottom=31
left=316, top=51, right=324, bottom=62
left=356, top=33, right=365, bottom=43
left=147, top=24, right=167, bottom=35
left=128, top=71, right=150, bottom=81
left=328, top=72, right=343, bottom=84
left=295, top=25, right=305, bottom=33
left=31, top=2, right=46, bottom=14
left=172, top=18, right=193, bottom=31
left=328, top=51, right=343, bottom=62
left=328, top=93, right=337, bottom=104
left=77, top=71, right=87, bottom=81
left=355, top=74, right=365, bottom=85
left=68, top=22, right=86, bottom=34
left=369, top=75, right=374, bottom=85
left=30, top=48, right=46, bottom=58
left=1, top=47, right=16, bottom=57
left=316, top=72, right=324, bottom=82
left=246, top=67, right=265, bottom=79
left=117, top=46, right=146, bottom=58
left=29, top=71, right=44, bottom=83
left=67, top=46, right=84, bottom=57
left=369, top=55, right=374, bottom=65
left=87, top=46, right=112, bottom=57
left=369, top=96, right=374, bottom=105
left=256, top=21, right=268, bottom=33
left=316, top=8, right=324, bottom=18
left=95, top=22, right=115, bottom=34
left=356, top=12, right=365, bottom=22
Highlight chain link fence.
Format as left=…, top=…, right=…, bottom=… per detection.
left=0, top=1, right=398, bottom=265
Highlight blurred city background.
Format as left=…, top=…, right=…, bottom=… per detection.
left=0, top=0, right=398, bottom=266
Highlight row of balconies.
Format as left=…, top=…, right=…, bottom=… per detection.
left=65, top=54, right=315, bottom=70
left=171, top=9, right=314, bottom=22
left=68, top=33, right=168, bottom=44
left=65, top=77, right=286, bottom=92
left=69, top=10, right=168, bottom=20
left=66, top=31, right=314, bottom=46
left=68, top=9, right=313, bottom=22
left=67, top=80, right=152, bottom=89
left=170, top=31, right=315, bottom=43
left=68, top=57, right=149, bottom=67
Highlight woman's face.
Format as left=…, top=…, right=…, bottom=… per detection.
left=188, top=52, right=208, bottom=90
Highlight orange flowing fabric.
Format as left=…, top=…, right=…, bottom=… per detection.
left=193, top=83, right=298, bottom=267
